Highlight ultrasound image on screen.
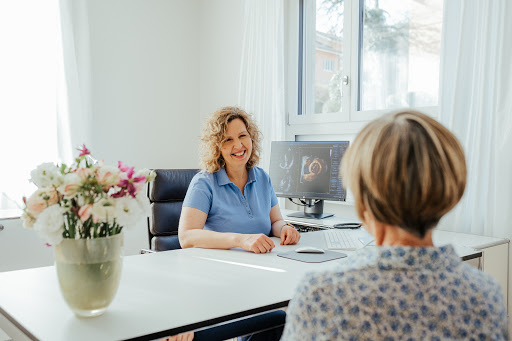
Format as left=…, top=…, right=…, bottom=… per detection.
left=275, top=147, right=295, bottom=192
left=298, top=148, right=331, bottom=194
left=269, top=141, right=349, bottom=201
left=273, top=146, right=300, bottom=193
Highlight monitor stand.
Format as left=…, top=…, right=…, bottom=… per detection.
left=286, top=199, right=333, bottom=219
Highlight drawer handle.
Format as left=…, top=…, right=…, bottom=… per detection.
left=0, top=224, right=3, bottom=231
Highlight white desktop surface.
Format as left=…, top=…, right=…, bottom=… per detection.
left=0, top=231, right=481, bottom=341
left=0, top=233, right=340, bottom=341
left=432, top=229, right=509, bottom=249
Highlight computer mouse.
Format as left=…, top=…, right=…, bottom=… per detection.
left=295, top=246, right=325, bottom=254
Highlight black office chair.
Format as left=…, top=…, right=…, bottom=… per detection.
left=147, top=169, right=199, bottom=251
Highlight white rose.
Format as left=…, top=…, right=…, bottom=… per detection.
left=113, top=196, right=142, bottom=229
left=33, top=204, right=66, bottom=245
left=91, top=198, right=116, bottom=223
left=76, top=196, right=87, bottom=207
left=30, top=163, right=62, bottom=188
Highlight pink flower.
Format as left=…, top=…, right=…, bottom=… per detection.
left=96, top=165, right=120, bottom=188
left=77, top=144, right=90, bottom=157
left=25, top=188, right=59, bottom=218
left=78, top=204, right=93, bottom=222
left=75, top=167, right=93, bottom=181
left=118, top=161, right=131, bottom=173
left=112, top=162, right=146, bottom=198
left=63, top=184, right=80, bottom=197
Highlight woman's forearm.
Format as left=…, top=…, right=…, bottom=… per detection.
left=179, top=228, right=243, bottom=249
left=271, top=219, right=292, bottom=238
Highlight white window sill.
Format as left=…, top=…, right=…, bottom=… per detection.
left=0, top=209, right=22, bottom=220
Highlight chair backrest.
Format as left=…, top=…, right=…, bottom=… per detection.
left=147, top=169, right=199, bottom=251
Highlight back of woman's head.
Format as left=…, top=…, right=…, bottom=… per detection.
left=200, top=106, right=261, bottom=173
left=341, top=111, right=467, bottom=238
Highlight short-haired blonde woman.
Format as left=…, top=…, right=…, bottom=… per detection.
left=281, top=111, right=508, bottom=340
left=179, top=106, right=300, bottom=253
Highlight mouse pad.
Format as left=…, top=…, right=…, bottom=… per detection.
left=277, top=250, right=347, bottom=263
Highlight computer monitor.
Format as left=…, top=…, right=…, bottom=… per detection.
left=269, top=141, right=349, bottom=219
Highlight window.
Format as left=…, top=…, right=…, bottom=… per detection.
left=290, top=0, right=444, bottom=124
left=0, top=0, right=61, bottom=214
left=323, top=59, right=335, bottom=72
left=358, top=0, right=443, bottom=112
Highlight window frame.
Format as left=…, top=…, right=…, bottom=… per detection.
left=286, top=0, right=440, bottom=132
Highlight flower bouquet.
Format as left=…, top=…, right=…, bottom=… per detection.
left=22, top=145, right=155, bottom=245
left=21, top=145, right=155, bottom=317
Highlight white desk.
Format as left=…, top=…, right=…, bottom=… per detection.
left=0, top=230, right=483, bottom=341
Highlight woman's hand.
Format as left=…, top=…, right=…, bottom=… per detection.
left=161, top=332, right=194, bottom=341
left=280, top=225, right=301, bottom=245
left=239, top=234, right=275, bottom=253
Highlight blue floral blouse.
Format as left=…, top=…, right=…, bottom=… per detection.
left=281, top=245, right=508, bottom=340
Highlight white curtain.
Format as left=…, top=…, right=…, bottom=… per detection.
left=0, top=0, right=64, bottom=210
left=57, top=0, right=92, bottom=164
left=438, top=0, right=512, bottom=239
left=238, top=0, right=286, bottom=171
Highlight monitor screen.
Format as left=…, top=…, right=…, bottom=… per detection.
left=269, top=141, right=349, bottom=202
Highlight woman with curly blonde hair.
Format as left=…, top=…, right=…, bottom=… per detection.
left=178, top=106, right=300, bottom=254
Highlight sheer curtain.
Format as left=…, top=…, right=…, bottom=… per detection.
left=238, top=0, right=286, bottom=171
left=0, top=0, right=61, bottom=211
left=58, top=0, right=92, bottom=164
left=0, top=0, right=90, bottom=213
left=438, top=0, right=512, bottom=239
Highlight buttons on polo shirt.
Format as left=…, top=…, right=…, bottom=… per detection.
left=231, top=183, right=254, bottom=218
left=240, top=196, right=253, bottom=217
left=237, top=194, right=252, bottom=218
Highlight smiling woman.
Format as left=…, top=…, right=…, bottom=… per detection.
left=178, top=106, right=301, bottom=254
left=176, top=107, right=299, bottom=341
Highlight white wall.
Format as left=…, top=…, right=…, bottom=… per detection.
left=86, top=0, right=202, bottom=170
left=199, top=0, right=243, bottom=121
left=84, top=0, right=244, bottom=167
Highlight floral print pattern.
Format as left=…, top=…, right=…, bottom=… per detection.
left=282, top=245, right=508, bottom=341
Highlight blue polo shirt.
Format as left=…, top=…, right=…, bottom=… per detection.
left=183, top=167, right=278, bottom=235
